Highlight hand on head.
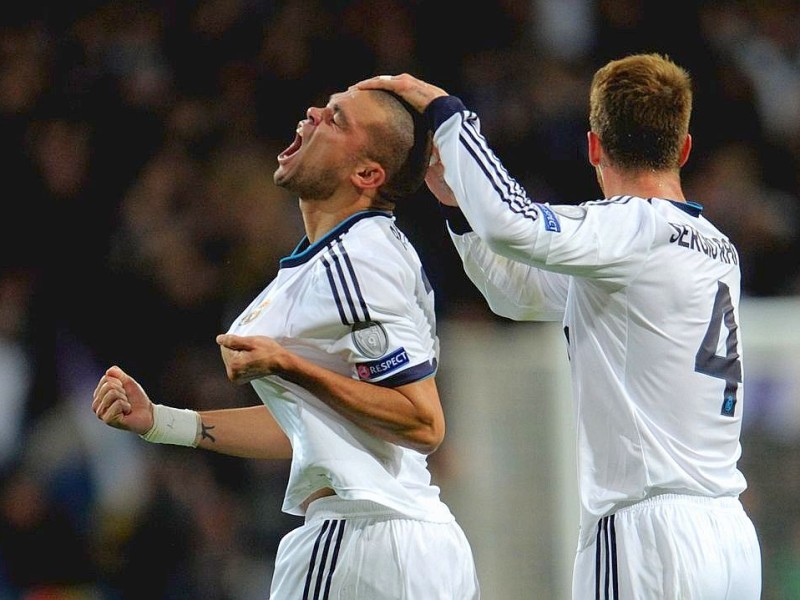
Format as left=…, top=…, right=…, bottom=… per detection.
left=351, top=74, right=448, bottom=114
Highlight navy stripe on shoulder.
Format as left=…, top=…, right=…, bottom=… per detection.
left=321, top=254, right=348, bottom=325
left=335, top=239, right=370, bottom=322
left=322, top=240, right=370, bottom=325
left=583, top=195, right=635, bottom=207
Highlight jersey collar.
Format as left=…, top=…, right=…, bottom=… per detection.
left=280, top=210, right=393, bottom=268
left=668, top=199, right=703, bottom=217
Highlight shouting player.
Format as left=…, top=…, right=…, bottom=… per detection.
left=92, top=87, right=480, bottom=599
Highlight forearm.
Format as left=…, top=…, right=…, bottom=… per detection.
left=431, top=98, right=551, bottom=263
left=196, top=405, right=292, bottom=459
left=450, top=228, right=567, bottom=321
left=275, top=353, right=444, bottom=454
left=142, top=404, right=291, bottom=459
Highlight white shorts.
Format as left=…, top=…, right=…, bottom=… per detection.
left=573, top=494, right=761, bottom=600
left=270, top=496, right=480, bottom=599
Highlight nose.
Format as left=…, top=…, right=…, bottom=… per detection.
left=306, top=106, right=321, bottom=124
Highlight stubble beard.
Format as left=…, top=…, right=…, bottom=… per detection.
left=274, top=163, right=338, bottom=201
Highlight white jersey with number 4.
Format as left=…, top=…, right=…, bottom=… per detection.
left=227, top=210, right=453, bottom=523
left=428, top=96, right=748, bottom=543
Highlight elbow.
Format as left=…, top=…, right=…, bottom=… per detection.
left=483, top=233, right=510, bottom=256
left=409, top=420, right=445, bottom=455
left=484, top=296, right=525, bottom=320
left=389, top=382, right=446, bottom=454
left=485, top=295, right=552, bottom=322
left=484, top=234, right=530, bottom=264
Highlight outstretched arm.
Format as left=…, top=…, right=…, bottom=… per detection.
left=92, top=365, right=291, bottom=459
left=217, top=333, right=445, bottom=455
left=355, top=73, right=573, bottom=319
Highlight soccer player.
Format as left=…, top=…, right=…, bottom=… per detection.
left=92, top=87, right=480, bottom=599
left=355, top=54, right=762, bottom=599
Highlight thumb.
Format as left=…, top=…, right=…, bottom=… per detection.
left=217, top=333, right=248, bottom=350
left=106, top=365, right=128, bottom=382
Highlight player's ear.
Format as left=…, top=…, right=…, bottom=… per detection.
left=587, top=131, right=602, bottom=167
left=352, top=161, right=385, bottom=190
left=678, top=134, right=692, bottom=167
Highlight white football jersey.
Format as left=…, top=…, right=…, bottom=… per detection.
left=428, top=97, right=748, bottom=542
left=228, top=210, right=453, bottom=523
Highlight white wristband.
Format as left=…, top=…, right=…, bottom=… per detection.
left=139, top=404, right=201, bottom=447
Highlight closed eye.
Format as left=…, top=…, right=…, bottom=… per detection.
left=329, top=102, right=349, bottom=129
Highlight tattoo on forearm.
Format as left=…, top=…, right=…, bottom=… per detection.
left=201, top=423, right=216, bottom=443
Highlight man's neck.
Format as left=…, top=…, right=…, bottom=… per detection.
left=299, top=194, right=387, bottom=243
left=599, top=167, right=686, bottom=203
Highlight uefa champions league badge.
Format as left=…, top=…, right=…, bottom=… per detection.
left=351, top=321, right=388, bottom=359
left=355, top=347, right=409, bottom=380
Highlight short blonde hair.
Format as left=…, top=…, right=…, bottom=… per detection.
left=589, top=53, right=692, bottom=171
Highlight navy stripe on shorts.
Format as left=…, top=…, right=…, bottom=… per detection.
left=595, top=515, right=619, bottom=600
left=302, top=519, right=347, bottom=600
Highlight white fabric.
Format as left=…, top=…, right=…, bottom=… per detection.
left=573, top=494, right=761, bottom=599
left=139, top=403, right=200, bottom=447
left=270, top=496, right=480, bottom=599
left=228, top=211, right=452, bottom=522
left=431, top=98, right=755, bottom=555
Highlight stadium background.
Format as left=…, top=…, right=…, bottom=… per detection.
left=1, top=0, right=800, bottom=598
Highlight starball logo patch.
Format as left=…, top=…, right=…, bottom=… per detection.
left=356, top=347, right=409, bottom=380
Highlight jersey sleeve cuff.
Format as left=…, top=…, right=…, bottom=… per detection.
left=369, top=359, right=438, bottom=388
left=423, top=96, right=467, bottom=132
left=438, top=203, right=473, bottom=235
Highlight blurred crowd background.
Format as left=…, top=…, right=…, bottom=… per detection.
left=2, top=0, right=800, bottom=598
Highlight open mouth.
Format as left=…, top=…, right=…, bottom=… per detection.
left=278, top=121, right=305, bottom=164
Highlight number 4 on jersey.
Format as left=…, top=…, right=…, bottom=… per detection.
left=694, top=281, right=742, bottom=417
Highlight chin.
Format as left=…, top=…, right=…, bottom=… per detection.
left=273, top=167, right=290, bottom=188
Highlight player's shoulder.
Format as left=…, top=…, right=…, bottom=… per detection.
left=344, top=211, right=403, bottom=245
left=580, top=195, right=708, bottom=224
left=338, top=214, right=427, bottom=305
left=647, top=198, right=729, bottom=234
left=278, top=211, right=404, bottom=272
left=344, top=213, right=419, bottom=261
left=580, top=195, right=650, bottom=209
left=572, top=195, right=659, bottom=231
